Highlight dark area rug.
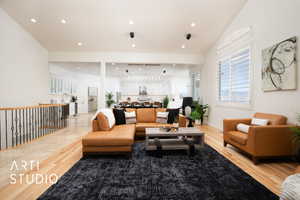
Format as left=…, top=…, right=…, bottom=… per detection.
left=38, top=143, right=277, bottom=200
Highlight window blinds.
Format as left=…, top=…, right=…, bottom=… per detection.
left=217, top=27, right=252, bottom=104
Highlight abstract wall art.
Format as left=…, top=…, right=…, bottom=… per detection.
left=262, top=37, right=297, bottom=91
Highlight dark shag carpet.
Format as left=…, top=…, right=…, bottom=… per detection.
left=38, top=143, right=277, bottom=200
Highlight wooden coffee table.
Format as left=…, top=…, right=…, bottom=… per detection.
left=145, top=127, right=205, bottom=155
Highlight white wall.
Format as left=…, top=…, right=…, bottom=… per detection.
left=0, top=8, right=49, bottom=107
left=201, top=0, right=300, bottom=129
left=49, top=51, right=204, bottom=65
left=113, top=67, right=192, bottom=102
left=49, top=63, right=100, bottom=113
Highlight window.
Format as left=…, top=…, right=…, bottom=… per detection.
left=219, top=48, right=250, bottom=104
left=217, top=27, right=252, bottom=106
left=191, top=72, right=200, bottom=101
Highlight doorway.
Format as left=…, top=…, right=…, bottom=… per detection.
left=88, top=87, right=98, bottom=113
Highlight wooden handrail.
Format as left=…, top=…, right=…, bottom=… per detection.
left=0, top=104, right=67, bottom=111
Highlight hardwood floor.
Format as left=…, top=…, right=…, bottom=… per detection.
left=0, top=117, right=297, bottom=199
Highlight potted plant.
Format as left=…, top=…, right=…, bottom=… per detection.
left=291, top=114, right=300, bottom=162
left=192, top=102, right=208, bottom=125
left=162, top=96, right=169, bottom=108
left=190, top=110, right=201, bottom=125
left=105, top=92, right=115, bottom=108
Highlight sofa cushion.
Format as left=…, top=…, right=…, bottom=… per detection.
left=125, top=108, right=136, bottom=113
left=136, top=108, right=156, bottom=123
left=125, top=111, right=136, bottom=124
left=156, top=112, right=169, bottom=124
left=251, top=118, right=269, bottom=126
left=113, top=108, right=126, bottom=125
left=155, top=108, right=167, bottom=113
left=167, top=108, right=179, bottom=124
left=254, top=112, right=287, bottom=125
left=237, top=123, right=250, bottom=133
left=82, top=124, right=135, bottom=146
left=228, top=131, right=248, bottom=145
left=135, top=123, right=174, bottom=132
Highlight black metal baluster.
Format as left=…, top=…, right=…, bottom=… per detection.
left=36, top=107, right=38, bottom=138
left=38, top=107, right=40, bottom=138
left=32, top=108, right=34, bottom=139
left=39, top=107, right=41, bottom=137
left=60, top=106, right=62, bottom=129
left=55, top=107, right=58, bottom=131
left=30, top=108, right=32, bottom=141
left=46, top=107, right=49, bottom=134
left=5, top=110, right=8, bottom=148
left=33, top=108, right=37, bottom=139
left=57, top=107, right=60, bottom=129
left=52, top=106, right=54, bottom=133
left=22, top=109, right=25, bottom=144
left=26, top=109, right=28, bottom=142
left=19, top=109, right=22, bottom=145
left=11, top=110, right=14, bottom=147
left=45, top=107, right=47, bottom=135
left=49, top=107, right=52, bottom=133
left=32, top=108, right=34, bottom=140
left=15, top=110, right=18, bottom=146
left=42, top=107, right=44, bottom=136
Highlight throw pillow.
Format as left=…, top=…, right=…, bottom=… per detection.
left=237, top=123, right=250, bottom=133
left=167, top=108, right=179, bottom=124
left=113, top=109, right=126, bottom=125
left=125, top=111, right=136, bottom=124
left=251, top=118, right=269, bottom=126
left=100, top=109, right=116, bottom=129
left=156, top=112, right=169, bottom=124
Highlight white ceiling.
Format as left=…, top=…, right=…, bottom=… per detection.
left=0, top=0, right=246, bottom=54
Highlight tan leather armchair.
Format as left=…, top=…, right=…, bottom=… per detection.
left=223, top=113, right=295, bottom=164
left=295, top=166, right=300, bottom=174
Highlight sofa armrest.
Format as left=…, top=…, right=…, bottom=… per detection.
left=248, top=125, right=295, bottom=156
left=223, top=118, right=252, bottom=133
left=179, top=114, right=187, bottom=127
left=92, top=120, right=100, bottom=131
left=295, top=166, right=300, bottom=174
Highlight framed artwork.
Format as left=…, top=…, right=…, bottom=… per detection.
left=262, top=37, right=297, bottom=91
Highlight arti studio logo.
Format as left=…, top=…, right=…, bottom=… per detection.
left=9, top=160, right=58, bottom=184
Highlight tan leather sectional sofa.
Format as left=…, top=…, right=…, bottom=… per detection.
left=82, top=108, right=178, bottom=155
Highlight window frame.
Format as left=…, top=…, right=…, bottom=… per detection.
left=217, top=46, right=253, bottom=110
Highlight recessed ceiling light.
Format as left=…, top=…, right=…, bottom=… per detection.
left=132, top=44, right=136, bottom=48
left=181, top=45, right=186, bottom=49
left=30, top=18, right=37, bottom=23
left=129, top=20, right=134, bottom=25
left=61, top=19, right=67, bottom=24
left=77, top=42, right=83, bottom=46
left=191, top=22, right=196, bottom=27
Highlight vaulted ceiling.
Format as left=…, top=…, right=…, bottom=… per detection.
left=0, top=0, right=247, bottom=54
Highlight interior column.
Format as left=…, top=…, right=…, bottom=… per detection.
left=98, top=61, right=106, bottom=109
